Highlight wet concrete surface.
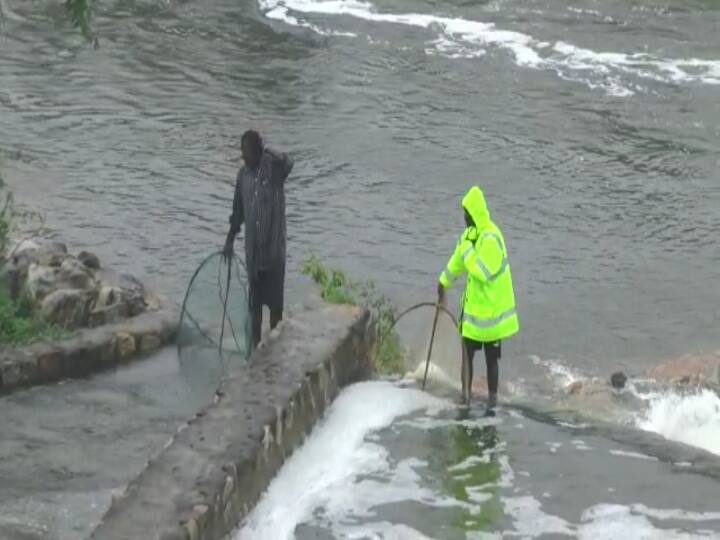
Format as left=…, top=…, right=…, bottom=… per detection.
left=0, top=346, right=223, bottom=540
left=91, top=302, right=371, bottom=540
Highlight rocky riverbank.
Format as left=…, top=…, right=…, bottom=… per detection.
left=0, top=239, right=178, bottom=395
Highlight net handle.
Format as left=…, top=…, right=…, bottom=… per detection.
left=372, top=301, right=459, bottom=374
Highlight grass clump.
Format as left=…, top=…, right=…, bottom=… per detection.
left=0, top=287, right=65, bottom=345
left=302, top=256, right=405, bottom=375
left=0, top=176, right=64, bottom=345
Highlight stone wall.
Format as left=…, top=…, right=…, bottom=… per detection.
left=0, top=237, right=179, bottom=395
left=0, top=306, right=178, bottom=395
left=90, top=300, right=374, bottom=540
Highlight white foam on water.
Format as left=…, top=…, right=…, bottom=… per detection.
left=568, top=7, right=602, bottom=17
left=499, top=498, right=720, bottom=539
left=467, top=486, right=494, bottom=504
left=609, top=449, right=658, bottom=461
left=467, top=532, right=502, bottom=540
left=557, top=421, right=589, bottom=429
left=406, top=359, right=461, bottom=392
left=545, top=441, right=562, bottom=454
left=579, top=504, right=720, bottom=539
left=318, top=454, right=478, bottom=527
left=235, top=381, right=453, bottom=540
left=572, top=439, right=593, bottom=452
left=233, top=381, right=720, bottom=539
left=448, top=453, right=491, bottom=471
left=265, top=4, right=357, bottom=36
left=426, top=36, right=487, bottom=60
left=626, top=378, right=665, bottom=401
left=501, top=496, right=574, bottom=537
left=635, top=389, right=720, bottom=456
left=395, top=412, right=501, bottom=431
left=259, top=0, right=720, bottom=95
left=531, top=356, right=587, bottom=388
left=333, top=521, right=436, bottom=539
left=630, top=503, right=720, bottom=523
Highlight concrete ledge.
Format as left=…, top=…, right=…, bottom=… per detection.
left=90, top=301, right=373, bottom=540
left=0, top=306, right=178, bottom=396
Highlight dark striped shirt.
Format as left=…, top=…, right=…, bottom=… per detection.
left=229, top=148, right=293, bottom=277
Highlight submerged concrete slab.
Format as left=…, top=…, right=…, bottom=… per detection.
left=90, top=301, right=373, bottom=540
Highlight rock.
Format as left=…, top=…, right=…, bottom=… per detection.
left=41, top=288, right=95, bottom=329
left=8, top=240, right=68, bottom=280
left=78, top=251, right=101, bottom=270
left=27, top=257, right=96, bottom=302
left=11, top=240, right=67, bottom=270
left=48, top=255, right=64, bottom=267
left=139, top=333, right=162, bottom=354
left=59, top=257, right=96, bottom=290
left=8, top=241, right=69, bottom=301
left=27, top=263, right=60, bottom=301
left=10, top=239, right=41, bottom=256
left=610, top=371, right=627, bottom=389
left=144, top=291, right=163, bottom=312
left=97, top=271, right=147, bottom=317
left=96, top=286, right=123, bottom=310
left=0, top=265, right=20, bottom=301
left=1, top=360, right=22, bottom=387
left=566, top=380, right=585, bottom=395
left=35, top=347, right=64, bottom=382
left=646, top=353, right=720, bottom=385
left=88, top=303, right=130, bottom=328
left=115, top=332, right=136, bottom=360
left=7, top=236, right=154, bottom=332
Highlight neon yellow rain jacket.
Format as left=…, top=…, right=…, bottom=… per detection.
left=439, top=186, right=519, bottom=343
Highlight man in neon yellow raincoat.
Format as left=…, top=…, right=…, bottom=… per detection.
left=438, top=186, right=519, bottom=413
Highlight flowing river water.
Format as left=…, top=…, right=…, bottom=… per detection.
left=1, top=0, right=719, bottom=538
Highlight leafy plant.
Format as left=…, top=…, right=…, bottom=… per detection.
left=0, top=0, right=97, bottom=44
left=301, top=256, right=405, bottom=375
left=0, top=175, right=10, bottom=262
left=0, top=286, right=65, bottom=345
left=0, top=180, right=64, bottom=345
left=65, top=0, right=96, bottom=44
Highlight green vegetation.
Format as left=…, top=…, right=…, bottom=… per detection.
left=0, top=0, right=96, bottom=44
left=0, top=287, right=65, bottom=345
left=302, top=256, right=405, bottom=375
left=0, top=170, right=12, bottom=263
left=0, top=176, right=63, bottom=345
left=64, top=0, right=95, bottom=44
left=0, top=187, right=10, bottom=261
left=442, top=421, right=503, bottom=532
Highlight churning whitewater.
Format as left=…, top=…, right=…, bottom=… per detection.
left=236, top=381, right=720, bottom=539
left=261, top=0, right=720, bottom=96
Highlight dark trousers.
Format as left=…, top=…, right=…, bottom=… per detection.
left=248, top=266, right=285, bottom=348
left=462, top=338, right=502, bottom=396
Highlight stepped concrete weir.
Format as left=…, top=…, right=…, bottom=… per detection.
left=90, top=298, right=374, bottom=540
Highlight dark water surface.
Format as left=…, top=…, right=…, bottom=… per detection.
left=1, top=0, right=719, bottom=537
left=2, top=0, right=719, bottom=371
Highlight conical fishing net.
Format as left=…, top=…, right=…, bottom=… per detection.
left=177, top=251, right=252, bottom=367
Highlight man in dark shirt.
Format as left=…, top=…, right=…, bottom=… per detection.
left=223, top=130, right=293, bottom=349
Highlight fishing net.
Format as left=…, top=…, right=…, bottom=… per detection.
left=391, top=303, right=465, bottom=399
left=177, top=251, right=252, bottom=374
